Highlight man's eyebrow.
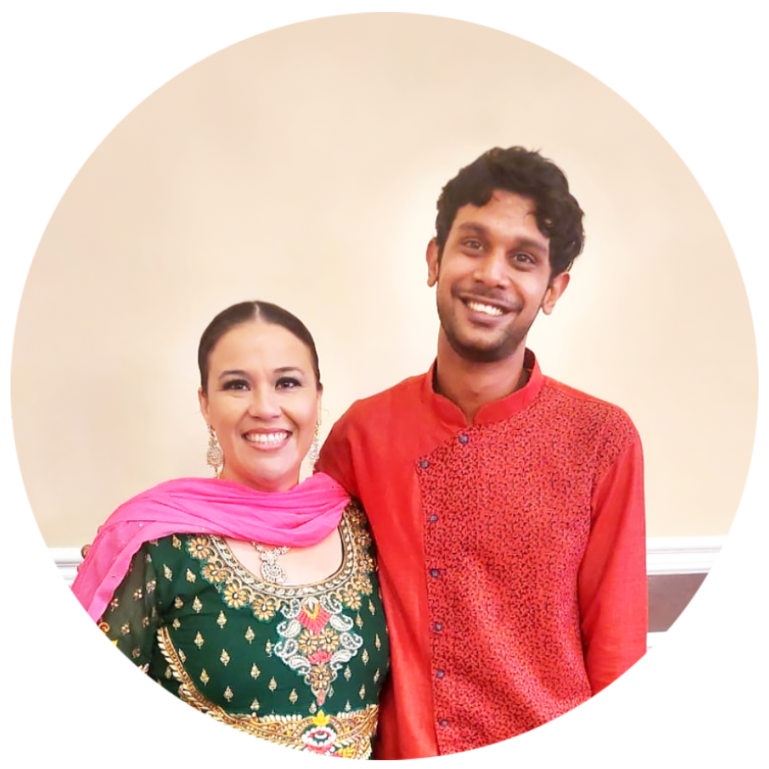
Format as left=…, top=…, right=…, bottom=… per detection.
left=510, top=237, right=549, bottom=255
left=455, top=223, right=488, bottom=236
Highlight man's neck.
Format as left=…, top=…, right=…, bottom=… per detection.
left=433, top=334, right=529, bottom=422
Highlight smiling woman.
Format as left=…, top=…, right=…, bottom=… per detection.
left=71, top=300, right=389, bottom=759
left=198, top=302, right=323, bottom=494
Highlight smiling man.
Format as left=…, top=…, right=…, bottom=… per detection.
left=318, top=147, right=647, bottom=758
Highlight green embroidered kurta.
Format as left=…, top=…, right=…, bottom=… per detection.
left=100, top=503, right=389, bottom=758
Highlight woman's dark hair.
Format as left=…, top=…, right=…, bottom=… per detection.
left=198, top=301, right=321, bottom=394
left=434, top=147, right=585, bottom=276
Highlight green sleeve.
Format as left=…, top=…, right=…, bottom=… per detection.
left=99, top=544, right=161, bottom=671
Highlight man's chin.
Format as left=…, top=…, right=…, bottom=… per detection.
left=445, top=331, right=519, bottom=364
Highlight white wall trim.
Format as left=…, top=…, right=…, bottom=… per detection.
left=52, top=541, right=719, bottom=655
left=646, top=535, right=724, bottom=576
left=51, top=536, right=725, bottom=586
left=53, top=547, right=84, bottom=587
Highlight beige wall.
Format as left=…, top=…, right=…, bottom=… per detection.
left=11, top=14, right=756, bottom=546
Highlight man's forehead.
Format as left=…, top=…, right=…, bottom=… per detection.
left=451, top=191, right=545, bottom=238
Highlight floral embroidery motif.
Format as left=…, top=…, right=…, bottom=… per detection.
left=191, top=506, right=375, bottom=708
left=274, top=594, right=363, bottom=706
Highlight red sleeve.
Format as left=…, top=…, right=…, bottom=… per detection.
left=316, top=409, right=360, bottom=499
left=578, top=428, right=647, bottom=694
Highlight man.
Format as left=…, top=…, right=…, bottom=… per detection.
left=317, top=147, right=647, bottom=758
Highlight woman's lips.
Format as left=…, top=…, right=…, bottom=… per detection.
left=242, top=430, right=291, bottom=449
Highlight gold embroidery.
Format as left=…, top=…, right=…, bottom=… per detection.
left=172, top=619, right=181, bottom=629
left=245, top=627, right=255, bottom=644
left=165, top=666, right=172, bottom=680
left=174, top=597, right=183, bottom=609
left=224, top=687, right=234, bottom=702
left=362, top=649, right=369, bottom=665
left=172, top=535, right=182, bottom=549
left=373, top=669, right=380, bottom=683
left=250, top=664, right=260, bottom=679
left=186, top=569, right=196, bottom=584
left=289, top=689, right=298, bottom=704
left=220, top=650, right=230, bottom=666
left=216, top=611, right=227, bottom=629
left=141, top=616, right=150, bottom=628
left=344, top=666, right=352, bottom=681
left=355, top=614, right=363, bottom=629
left=156, top=627, right=377, bottom=758
left=109, top=597, right=120, bottom=610
left=265, top=641, right=273, bottom=657
left=358, top=685, right=366, bottom=699
left=199, top=504, right=374, bottom=621
left=163, top=565, right=172, bottom=580
left=194, top=632, right=204, bottom=649
left=131, top=647, right=141, bottom=659
left=192, top=597, right=202, bottom=613
left=133, top=587, right=143, bottom=601
left=146, top=579, right=156, bottom=594
left=375, top=634, right=381, bottom=650
left=200, top=670, right=210, bottom=685
left=120, top=623, right=131, bottom=635
left=268, top=677, right=278, bottom=692
left=368, top=599, right=376, bottom=615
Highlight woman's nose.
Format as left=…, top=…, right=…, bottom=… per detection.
left=247, top=386, right=281, bottom=418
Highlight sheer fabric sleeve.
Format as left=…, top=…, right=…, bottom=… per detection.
left=98, top=544, right=161, bottom=672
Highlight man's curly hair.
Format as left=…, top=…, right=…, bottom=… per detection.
left=434, top=147, right=585, bottom=276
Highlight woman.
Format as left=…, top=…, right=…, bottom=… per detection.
left=72, top=301, right=389, bottom=758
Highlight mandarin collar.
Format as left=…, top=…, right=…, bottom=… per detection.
left=420, top=349, right=545, bottom=428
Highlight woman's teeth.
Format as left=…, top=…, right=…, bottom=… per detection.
left=244, top=431, right=289, bottom=445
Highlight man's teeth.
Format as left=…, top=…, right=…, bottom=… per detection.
left=466, top=300, right=504, bottom=316
left=245, top=432, right=289, bottom=445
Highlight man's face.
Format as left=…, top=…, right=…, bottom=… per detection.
left=427, top=190, right=569, bottom=363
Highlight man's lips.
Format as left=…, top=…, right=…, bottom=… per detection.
left=460, top=295, right=515, bottom=317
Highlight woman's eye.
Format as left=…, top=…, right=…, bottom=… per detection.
left=276, top=377, right=302, bottom=389
left=222, top=379, right=249, bottom=391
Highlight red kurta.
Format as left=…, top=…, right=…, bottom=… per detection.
left=317, top=351, right=647, bottom=758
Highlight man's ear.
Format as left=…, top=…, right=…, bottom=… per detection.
left=426, top=238, right=440, bottom=287
left=541, top=271, right=570, bottom=315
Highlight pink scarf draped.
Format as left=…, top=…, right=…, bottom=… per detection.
left=71, top=473, right=350, bottom=622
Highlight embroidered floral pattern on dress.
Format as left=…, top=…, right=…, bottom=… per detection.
left=192, top=505, right=374, bottom=707
left=274, top=594, right=364, bottom=706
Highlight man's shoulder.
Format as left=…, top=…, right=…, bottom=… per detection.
left=337, top=372, right=426, bottom=422
left=540, top=375, right=639, bottom=437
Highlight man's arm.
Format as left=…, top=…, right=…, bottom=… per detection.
left=578, top=429, right=647, bottom=693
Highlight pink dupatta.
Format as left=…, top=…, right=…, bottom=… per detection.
left=72, top=473, right=350, bottom=622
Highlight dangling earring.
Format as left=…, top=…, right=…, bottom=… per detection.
left=206, top=424, right=223, bottom=478
left=307, top=420, right=321, bottom=468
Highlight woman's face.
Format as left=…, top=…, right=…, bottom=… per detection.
left=199, top=320, right=321, bottom=492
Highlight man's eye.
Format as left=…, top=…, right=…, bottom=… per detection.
left=513, top=252, right=533, bottom=264
left=464, top=240, right=482, bottom=250
left=277, top=377, right=301, bottom=389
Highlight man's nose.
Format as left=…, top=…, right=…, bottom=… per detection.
left=473, top=250, right=509, bottom=286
